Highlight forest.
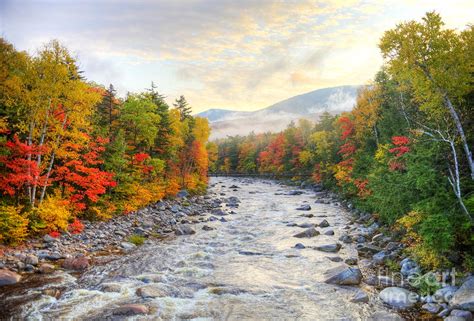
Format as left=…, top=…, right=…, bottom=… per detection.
left=0, top=39, right=213, bottom=244
left=213, top=13, right=474, bottom=270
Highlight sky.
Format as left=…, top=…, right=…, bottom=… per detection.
left=1, top=0, right=473, bottom=113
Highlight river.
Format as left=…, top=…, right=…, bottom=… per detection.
left=3, top=177, right=399, bottom=320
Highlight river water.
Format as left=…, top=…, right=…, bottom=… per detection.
left=4, top=177, right=397, bottom=320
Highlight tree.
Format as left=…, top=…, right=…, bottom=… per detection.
left=173, top=95, right=192, bottom=121
left=380, top=12, right=474, bottom=180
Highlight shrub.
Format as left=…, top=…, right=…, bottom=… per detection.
left=0, top=205, right=29, bottom=245
left=128, top=234, right=145, bottom=246
left=35, top=194, right=71, bottom=232
left=68, top=218, right=84, bottom=234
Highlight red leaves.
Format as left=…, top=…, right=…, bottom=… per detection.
left=133, top=153, right=150, bottom=164
left=55, top=137, right=116, bottom=210
left=388, top=135, right=410, bottom=171
left=49, top=231, right=61, bottom=238
left=338, top=142, right=357, bottom=158
left=258, top=133, right=286, bottom=172
left=0, top=136, right=43, bottom=196
left=68, top=218, right=84, bottom=234
left=338, top=116, right=354, bottom=140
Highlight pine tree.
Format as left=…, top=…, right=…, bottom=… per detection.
left=173, top=95, right=192, bottom=121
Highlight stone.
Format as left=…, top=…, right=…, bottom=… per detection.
left=0, top=269, right=21, bottom=286
left=376, top=275, right=397, bottom=287
left=114, top=230, right=127, bottom=237
left=296, top=204, right=311, bottom=211
left=293, top=228, right=320, bottom=238
left=314, top=243, right=341, bottom=253
left=451, top=277, right=474, bottom=311
left=434, top=286, right=458, bottom=303
left=422, top=303, right=441, bottom=314
left=327, top=256, right=343, bottom=262
left=351, top=289, right=369, bottom=303
left=372, top=251, right=389, bottom=265
left=38, top=263, right=55, bottom=274
left=113, top=304, right=149, bottom=316
left=120, top=242, right=136, bottom=250
left=175, top=225, right=196, bottom=236
left=379, top=287, right=418, bottom=309
left=339, top=234, right=352, bottom=244
left=357, top=244, right=382, bottom=256
left=24, top=254, right=38, bottom=266
left=372, top=233, right=385, bottom=243
left=294, top=243, right=306, bottom=249
left=298, top=223, right=314, bottom=228
left=450, top=309, right=473, bottom=321
left=318, top=219, right=330, bottom=228
left=324, top=229, right=335, bottom=236
left=445, top=317, right=467, bottom=321
left=288, top=190, right=303, bottom=195
left=345, top=257, right=358, bottom=265
left=101, top=283, right=122, bottom=293
left=324, top=265, right=362, bottom=285
left=202, top=225, right=215, bottom=231
left=400, top=259, right=420, bottom=277
left=136, top=285, right=167, bottom=298
left=62, top=256, right=89, bottom=271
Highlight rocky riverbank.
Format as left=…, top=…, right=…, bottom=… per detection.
left=0, top=191, right=237, bottom=284
left=291, top=180, right=474, bottom=321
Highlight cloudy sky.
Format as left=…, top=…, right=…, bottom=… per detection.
left=1, top=0, right=472, bottom=113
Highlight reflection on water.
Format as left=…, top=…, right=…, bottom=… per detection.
left=7, top=177, right=393, bottom=320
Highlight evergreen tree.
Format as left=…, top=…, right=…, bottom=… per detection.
left=173, top=95, right=192, bottom=121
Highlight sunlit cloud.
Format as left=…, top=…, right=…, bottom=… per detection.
left=1, top=0, right=472, bottom=112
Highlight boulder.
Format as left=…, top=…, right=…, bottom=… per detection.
left=38, top=263, right=55, bottom=274
left=351, top=289, right=369, bottom=303
left=294, top=243, right=306, bottom=249
left=327, top=256, right=343, bottom=262
left=62, top=256, right=89, bottom=271
left=314, top=243, right=341, bottom=253
left=451, top=277, right=474, bottom=311
left=434, top=286, right=458, bottom=303
left=318, top=219, right=330, bottom=228
left=421, top=303, right=441, bottom=314
left=175, top=225, right=196, bottom=236
left=0, top=269, right=21, bottom=286
left=113, top=304, right=149, bottom=316
left=450, top=309, right=473, bottom=321
left=120, top=242, right=136, bottom=250
left=400, top=259, right=420, bottom=277
left=296, top=205, right=311, bottom=211
left=324, top=229, right=335, bottom=236
left=288, top=190, right=303, bottom=195
left=101, top=283, right=122, bottom=293
left=379, top=287, right=418, bottom=309
left=136, top=285, right=167, bottom=298
left=202, top=225, right=215, bottom=231
left=293, top=228, right=320, bottom=238
left=24, top=254, right=38, bottom=266
left=345, top=257, right=358, bottom=265
left=324, top=265, right=362, bottom=285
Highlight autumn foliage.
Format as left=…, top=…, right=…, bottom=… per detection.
left=0, top=39, right=211, bottom=244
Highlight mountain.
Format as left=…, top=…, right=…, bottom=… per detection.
left=197, top=85, right=360, bottom=139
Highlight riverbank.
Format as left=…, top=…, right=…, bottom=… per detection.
left=1, top=177, right=472, bottom=320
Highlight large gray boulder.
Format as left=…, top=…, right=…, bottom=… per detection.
left=324, top=264, right=362, bottom=285
left=314, top=243, right=341, bottom=253
left=379, top=287, right=418, bottom=309
left=450, top=277, right=474, bottom=311
left=293, top=227, right=319, bottom=238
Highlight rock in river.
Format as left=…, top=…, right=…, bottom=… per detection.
left=296, top=204, right=311, bottom=211
left=0, top=269, right=21, bottom=286
left=351, top=289, right=369, bottom=303
left=450, top=276, right=474, bottom=311
left=379, top=287, right=418, bottom=309
left=318, top=219, right=330, bottom=228
left=293, top=227, right=320, bottom=238
left=175, top=225, right=196, bottom=236
left=314, top=243, right=341, bottom=253
left=62, top=256, right=90, bottom=271
left=113, top=304, right=149, bottom=316
left=324, top=264, right=362, bottom=285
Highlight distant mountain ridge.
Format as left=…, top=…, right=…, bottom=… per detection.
left=197, top=85, right=360, bottom=139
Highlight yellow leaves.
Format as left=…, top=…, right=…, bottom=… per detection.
left=192, top=117, right=211, bottom=143
left=121, top=181, right=166, bottom=214
left=352, top=85, right=381, bottom=142
left=36, top=193, right=71, bottom=232
left=374, top=144, right=390, bottom=163
left=298, top=150, right=312, bottom=166
left=0, top=205, right=29, bottom=245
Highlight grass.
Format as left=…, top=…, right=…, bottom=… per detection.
left=128, top=234, right=145, bottom=246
